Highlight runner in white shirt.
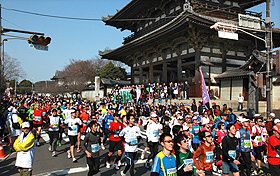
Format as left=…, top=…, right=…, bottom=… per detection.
left=119, top=115, right=141, bottom=176
left=63, top=104, right=73, bottom=119
left=64, top=110, right=82, bottom=162
left=145, top=113, right=162, bottom=169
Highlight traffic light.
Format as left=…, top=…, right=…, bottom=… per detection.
left=28, top=35, right=51, bottom=46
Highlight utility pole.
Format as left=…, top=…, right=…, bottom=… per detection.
left=266, top=0, right=272, bottom=117
left=0, top=4, right=2, bottom=117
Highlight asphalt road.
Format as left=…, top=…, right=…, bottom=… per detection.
left=0, top=127, right=271, bottom=176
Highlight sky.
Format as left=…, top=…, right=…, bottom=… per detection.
left=0, top=0, right=279, bottom=83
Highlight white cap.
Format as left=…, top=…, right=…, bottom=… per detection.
left=202, top=118, right=210, bottom=125
left=151, top=113, right=158, bottom=118
left=270, top=113, right=276, bottom=118
left=22, top=122, right=30, bottom=128
left=192, top=116, right=198, bottom=121
left=175, top=111, right=181, bottom=115
left=241, top=118, right=249, bottom=123
left=177, top=116, right=184, bottom=120
left=183, top=125, right=189, bottom=131
left=274, top=119, right=280, bottom=124
left=165, top=111, right=170, bottom=115
left=254, top=114, right=261, bottom=117
left=12, top=109, right=18, bottom=114
left=237, top=116, right=242, bottom=121
left=194, top=112, right=199, bottom=115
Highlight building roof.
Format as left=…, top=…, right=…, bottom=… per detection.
left=100, top=4, right=280, bottom=64
left=101, top=78, right=131, bottom=86
left=215, top=68, right=252, bottom=79
left=51, top=70, right=64, bottom=80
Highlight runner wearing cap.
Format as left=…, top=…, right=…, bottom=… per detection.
left=235, top=118, right=255, bottom=176
left=48, top=109, right=61, bottom=157
left=191, top=116, right=200, bottom=151
left=13, top=122, right=35, bottom=176
left=267, top=125, right=280, bottom=176
left=145, top=113, right=162, bottom=169
left=251, top=117, right=266, bottom=175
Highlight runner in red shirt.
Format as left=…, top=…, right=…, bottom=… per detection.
left=32, top=103, right=43, bottom=146
left=106, top=113, right=124, bottom=170
left=267, top=125, right=280, bottom=176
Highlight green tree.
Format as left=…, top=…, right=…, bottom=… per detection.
left=17, top=79, right=32, bottom=94
left=98, top=61, right=127, bottom=79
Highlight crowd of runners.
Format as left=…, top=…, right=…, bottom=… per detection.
left=0, top=88, right=280, bottom=176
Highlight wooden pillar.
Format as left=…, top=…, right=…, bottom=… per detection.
left=139, top=66, right=143, bottom=84
left=131, top=66, right=134, bottom=85
left=177, top=58, right=182, bottom=83
left=222, top=49, right=227, bottom=73
left=195, top=50, right=201, bottom=97
left=163, top=60, right=167, bottom=83
left=149, top=64, right=154, bottom=83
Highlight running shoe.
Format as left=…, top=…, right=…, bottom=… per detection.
left=77, top=148, right=81, bottom=153
left=114, top=163, right=120, bottom=170
left=106, top=162, right=110, bottom=168
left=52, top=151, right=56, bottom=157
left=145, top=160, right=150, bottom=169
left=101, top=143, right=105, bottom=150
left=258, top=169, right=264, bottom=175
left=36, top=142, right=40, bottom=146
left=140, top=152, right=145, bottom=160
left=118, top=160, right=122, bottom=167
left=67, top=150, right=71, bottom=159
left=120, top=170, right=126, bottom=176
left=48, top=145, right=52, bottom=151
left=252, top=170, right=258, bottom=175
left=58, top=143, right=62, bottom=147
left=72, top=158, right=77, bottom=162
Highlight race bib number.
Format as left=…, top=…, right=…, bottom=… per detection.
left=184, top=159, right=194, bottom=167
left=153, top=130, right=159, bottom=136
left=256, top=136, right=262, bottom=142
left=91, top=144, right=99, bottom=153
left=42, top=112, right=46, bottom=116
left=129, top=138, right=138, bottom=146
left=70, top=127, right=77, bottom=132
left=228, top=150, right=236, bottom=159
left=52, top=124, right=59, bottom=128
left=244, top=140, right=251, bottom=148
left=35, top=116, right=41, bottom=121
left=107, top=119, right=113, bottom=126
left=166, top=168, right=177, bottom=176
left=263, top=130, right=268, bottom=135
left=114, top=131, right=120, bottom=137
left=205, top=151, right=214, bottom=163
left=276, top=149, right=280, bottom=157
left=194, top=128, right=199, bottom=134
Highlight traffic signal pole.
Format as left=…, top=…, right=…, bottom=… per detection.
left=266, top=0, right=272, bottom=118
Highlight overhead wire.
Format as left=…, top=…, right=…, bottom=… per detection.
left=1, top=0, right=266, bottom=22
left=2, top=18, right=26, bottom=30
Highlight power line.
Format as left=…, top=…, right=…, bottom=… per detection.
left=1, top=0, right=265, bottom=22
left=2, top=18, right=26, bottom=30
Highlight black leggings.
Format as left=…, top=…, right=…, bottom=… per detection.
left=124, top=152, right=136, bottom=176
left=239, top=152, right=251, bottom=176
left=48, top=131, right=58, bottom=151
left=87, top=157, right=100, bottom=176
left=269, top=163, right=280, bottom=176
left=148, top=142, right=159, bottom=161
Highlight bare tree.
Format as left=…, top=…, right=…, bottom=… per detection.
left=59, top=56, right=108, bottom=93
left=2, top=53, right=26, bottom=81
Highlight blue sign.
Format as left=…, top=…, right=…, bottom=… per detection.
left=29, top=44, right=48, bottom=51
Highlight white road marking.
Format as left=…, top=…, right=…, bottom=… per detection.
left=34, top=159, right=148, bottom=176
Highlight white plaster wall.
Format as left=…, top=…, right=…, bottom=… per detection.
left=232, top=79, right=243, bottom=100
left=82, top=90, right=104, bottom=100
left=220, top=80, right=230, bottom=100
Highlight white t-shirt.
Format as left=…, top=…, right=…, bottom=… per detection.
left=64, top=117, right=82, bottom=136
left=146, top=121, right=162, bottom=142
left=119, top=125, right=141, bottom=152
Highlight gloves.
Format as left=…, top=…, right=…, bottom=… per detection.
left=49, top=125, right=54, bottom=128
left=60, top=124, right=63, bottom=128
left=252, top=151, right=256, bottom=156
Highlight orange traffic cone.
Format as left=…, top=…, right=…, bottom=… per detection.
left=0, top=138, right=7, bottom=158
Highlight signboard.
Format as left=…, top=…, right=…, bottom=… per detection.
left=29, top=44, right=48, bottom=51
left=238, top=14, right=261, bottom=30
left=276, top=50, right=280, bottom=74
left=218, top=31, right=238, bottom=40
